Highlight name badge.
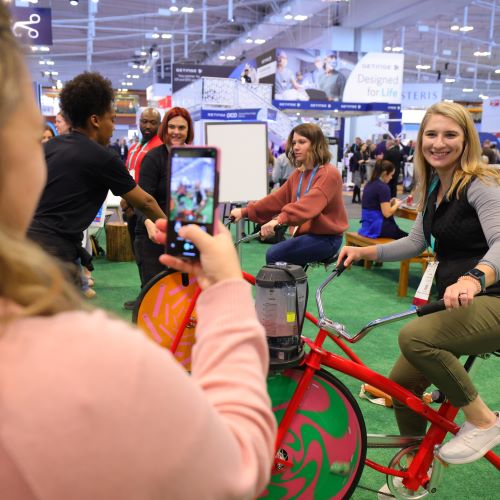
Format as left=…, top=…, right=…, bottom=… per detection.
left=413, top=260, right=439, bottom=306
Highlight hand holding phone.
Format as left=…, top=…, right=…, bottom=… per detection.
left=159, top=221, right=242, bottom=290
left=165, top=146, right=219, bottom=260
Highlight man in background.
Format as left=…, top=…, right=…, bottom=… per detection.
left=122, top=107, right=162, bottom=310
left=384, top=138, right=403, bottom=198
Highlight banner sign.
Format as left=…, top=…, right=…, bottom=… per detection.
left=173, top=65, right=235, bottom=92
left=256, top=48, right=404, bottom=105
left=200, top=108, right=270, bottom=121
left=401, top=83, right=443, bottom=108
left=481, top=97, right=500, bottom=134
left=273, top=100, right=401, bottom=112
left=342, top=52, right=404, bottom=103
left=11, top=7, right=52, bottom=46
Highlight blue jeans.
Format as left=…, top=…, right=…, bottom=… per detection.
left=266, top=233, right=343, bottom=267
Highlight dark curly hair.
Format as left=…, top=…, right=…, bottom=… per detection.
left=59, top=72, right=114, bottom=128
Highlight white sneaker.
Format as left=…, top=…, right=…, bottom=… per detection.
left=438, top=412, right=500, bottom=464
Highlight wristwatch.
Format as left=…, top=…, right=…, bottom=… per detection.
left=463, top=269, right=486, bottom=292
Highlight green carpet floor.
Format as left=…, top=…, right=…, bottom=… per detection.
left=91, top=219, right=499, bottom=499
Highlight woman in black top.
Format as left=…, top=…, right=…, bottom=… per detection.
left=135, top=107, right=194, bottom=286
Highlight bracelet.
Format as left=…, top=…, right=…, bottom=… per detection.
left=457, top=275, right=482, bottom=293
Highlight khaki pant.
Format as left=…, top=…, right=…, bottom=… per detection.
left=389, top=296, right=500, bottom=435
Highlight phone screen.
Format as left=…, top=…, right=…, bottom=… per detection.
left=166, top=147, right=218, bottom=259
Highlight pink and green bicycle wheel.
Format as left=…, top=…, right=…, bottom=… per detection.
left=260, top=367, right=366, bottom=500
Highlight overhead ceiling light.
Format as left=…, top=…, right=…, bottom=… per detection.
left=245, top=38, right=253, bottom=43
left=132, top=74, right=140, bottom=79
left=473, top=51, right=491, bottom=57
left=132, top=63, right=139, bottom=69
left=459, top=25, right=473, bottom=32
left=254, top=39, right=266, bottom=44
left=69, top=0, right=79, bottom=5
left=294, top=15, right=308, bottom=21
left=444, top=99, right=454, bottom=103
left=462, top=88, right=474, bottom=92
left=479, top=94, right=489, bottom=100
left=416, top=64, right=431, bottom=70
left=392, top=46, right=403, bottom=52
left=151, top=33, right=160, bottom=39
left=126, top=74, right=132, bottom=78
left=445, top=78, right=455, bottom=83
left=442, top=49, right=452, bottom=56
left=284, top=14, right=293, bottom=20
left=226, top=55, right=236, bottom=61
left=450, top=25, right=460, bottom=31
left=181, top=6, right=194, bottom=13
left=169, top=6, right=179, bottom=12
left=121, top=81, right=127, bottom=86
left=384, top=46, right=392, bottom=52
left=218, top=55, right=226, bottom=60
left=140, top=51, right=147, bottom=56
left=161, top=33, right=172, bottom=39
left=495, top=69, right=500, bottom=74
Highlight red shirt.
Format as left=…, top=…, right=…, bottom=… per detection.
left=125, top=135, right=163, bottom=183
left=242, top=164, right=348, bottom=236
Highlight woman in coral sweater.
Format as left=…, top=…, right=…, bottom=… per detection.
left=231, top=123, right=348, bottom=267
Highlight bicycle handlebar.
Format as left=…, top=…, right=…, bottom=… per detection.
left=316, top=264, right=446, bottom=344
left=416, top=299, right=446, bottom=316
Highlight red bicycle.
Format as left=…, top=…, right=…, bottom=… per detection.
left=133, top=233, right=499, bottom=499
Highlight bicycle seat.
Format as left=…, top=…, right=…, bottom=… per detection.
left=304, top=252, right=339, bottom=271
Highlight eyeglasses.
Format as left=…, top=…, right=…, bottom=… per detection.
left=140, top=119, right=159, bottom=126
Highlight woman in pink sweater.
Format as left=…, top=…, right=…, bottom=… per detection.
left=0, top=6, right=275, bottom=499
left=231, top=123, right=348, bottom=266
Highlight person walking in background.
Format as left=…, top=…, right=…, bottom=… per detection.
left=272, top=151, right=294, bottom=188
left=41, top=124, right=55, bottom=143
left=384, top=138, right=403, bottom=198
left=231, top=123, right=348, bottom=267
left=339, top=102, right=500, bottom=483
left=359, top=160, right=407, bottom=239
left=55, top=110, right=71, bottom=135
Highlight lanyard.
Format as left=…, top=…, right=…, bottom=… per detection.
left=127, top=140, right=151, bottom=171
left=423, top=176, right=440, bottom=252
left=296, top=165, right=319, bottom=201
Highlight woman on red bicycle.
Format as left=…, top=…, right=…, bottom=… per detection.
left=339, top=101, right=500, bottom=465
left=0, top=8, right=275, bottom=497
left=231, top=123, right=348, bottom=267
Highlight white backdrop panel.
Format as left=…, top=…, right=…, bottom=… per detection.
left=205, top=122, right=268, bottom=203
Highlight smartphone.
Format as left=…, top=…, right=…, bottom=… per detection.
left=165, top=146, right=219, bottom=260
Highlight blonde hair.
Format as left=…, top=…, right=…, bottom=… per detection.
left=285, top=123, right=331, bottom=168
left=414, top=101, right=500, bottom=210
left=0, top=4, right=82, bottom=321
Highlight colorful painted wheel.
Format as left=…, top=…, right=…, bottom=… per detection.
left=133, top=270, right=198, bottom=371
left=260, top=367, right=366, bottom=500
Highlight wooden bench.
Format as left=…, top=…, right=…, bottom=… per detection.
left=345, top=232, right=430, bottom=297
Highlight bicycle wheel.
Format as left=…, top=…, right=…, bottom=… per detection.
left=133, top=270, right=198, bottom=371
left=260, top=367, right=366, bottom=500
